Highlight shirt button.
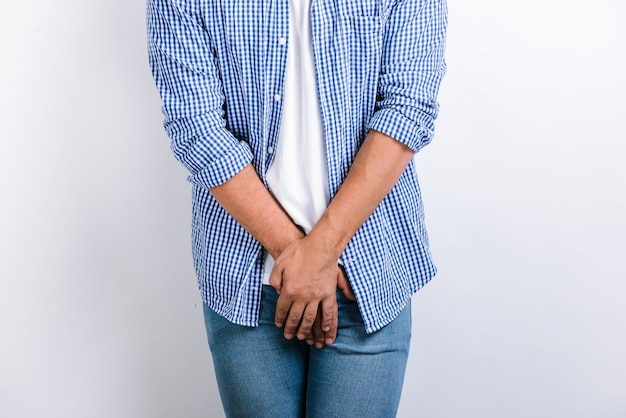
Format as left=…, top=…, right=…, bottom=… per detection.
left=267, top=146, right=274, bottom=154
left=279, top=37, right=286, bottom=45
left=273, top=93, right=281, bottom=101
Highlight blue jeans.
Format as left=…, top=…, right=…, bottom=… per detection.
left=203, top=285, right=412, bottom=417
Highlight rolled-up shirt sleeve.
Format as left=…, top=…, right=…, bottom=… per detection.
left=368, top=0, right=448, bottom=153
left=147, top=0, right=252, bottom=189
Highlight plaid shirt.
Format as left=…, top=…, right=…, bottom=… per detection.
left=147, top=0, right=447, bottom=333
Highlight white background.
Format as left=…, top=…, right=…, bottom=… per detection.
left=1, top=1, right=624, bottom=417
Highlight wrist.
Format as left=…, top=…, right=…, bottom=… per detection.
left=307, top=217, right=347, bottom=261
left=267, top=226, right=305, bottom=259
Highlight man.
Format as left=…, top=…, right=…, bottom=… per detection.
left=147, top=0, right=446, bottom=416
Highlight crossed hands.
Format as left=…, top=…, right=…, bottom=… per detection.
left=269, top=235, right=355, bottom=349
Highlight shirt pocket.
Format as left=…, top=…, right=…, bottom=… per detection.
left=342, top=14, right=382, bottom=34
left=339, top=15, right=383, bottom=132
left=340, top=15, right=382, bottom=84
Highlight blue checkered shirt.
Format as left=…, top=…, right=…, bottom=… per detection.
left=147, top=0, right=447, bottom=333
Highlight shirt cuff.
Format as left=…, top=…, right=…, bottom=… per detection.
left=187, top=140, right=254, bottom=189
left=367, top=107, right=434, bottom=153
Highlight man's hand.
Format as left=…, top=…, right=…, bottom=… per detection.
left=269, top=235, right=340, bottom=345
left=305, top=306, right=327, bottom=348
left=270, top=129, right=413, bottom=346
left=304, top=266, right=356, bottom=348
left=212, top=130, right=413, bottom=348
left=337, top=265, right=356, bottom=301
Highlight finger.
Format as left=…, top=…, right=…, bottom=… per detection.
left=313, top=306, right=325, bottom=349
left=274, top=293, right=292, bottom=328
left=283, top=302, right=306, bottom=340
left=268, top=264, right=283, bottom=294
left=324, top=303, right=339, bottom=345
left=320, top=297, right=338, bottom=345
left=296, top=302, right=319, bottom=341
left=305, top=327, right=315, bottom=346
left=324, top=301, right=338, bottom=346
left=337, top=266, right=356, bottom=301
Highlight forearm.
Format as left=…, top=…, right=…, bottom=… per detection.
left=308, top=129, right=415, bottom=259
left=210, top=164, right=304, bottom=259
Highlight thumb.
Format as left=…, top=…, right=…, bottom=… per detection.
left=268, top=262, right=283, bottom=294
left=337, top=266, right=356, bottom=301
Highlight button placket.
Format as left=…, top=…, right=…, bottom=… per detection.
left=264, top=11, right=288, bottom=175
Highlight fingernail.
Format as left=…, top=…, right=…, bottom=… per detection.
left=315, top=342, right=324, bottom=349
left=323, top=326, right=330, bottom=332
left=275, top=322, right=283, bottom=328
left=284, top=333, right=293, bottom=340
left=325, top=338, right=334, bottom=345
left=297, top=333, right=305, bottom=340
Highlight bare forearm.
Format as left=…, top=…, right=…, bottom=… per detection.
left=210, top=164, right=303, bottom=259
left=309, top=129, right=415, bottom=259
left=270, top=129, right=414, bottom=342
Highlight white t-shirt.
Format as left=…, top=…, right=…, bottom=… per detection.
left=262, top=0, right=328, bottom=285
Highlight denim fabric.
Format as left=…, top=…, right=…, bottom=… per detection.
left=203, top=285, right=411, bottom=418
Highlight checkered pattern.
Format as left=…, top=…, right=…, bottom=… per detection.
left=147, top=0, right=447, bottom=333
